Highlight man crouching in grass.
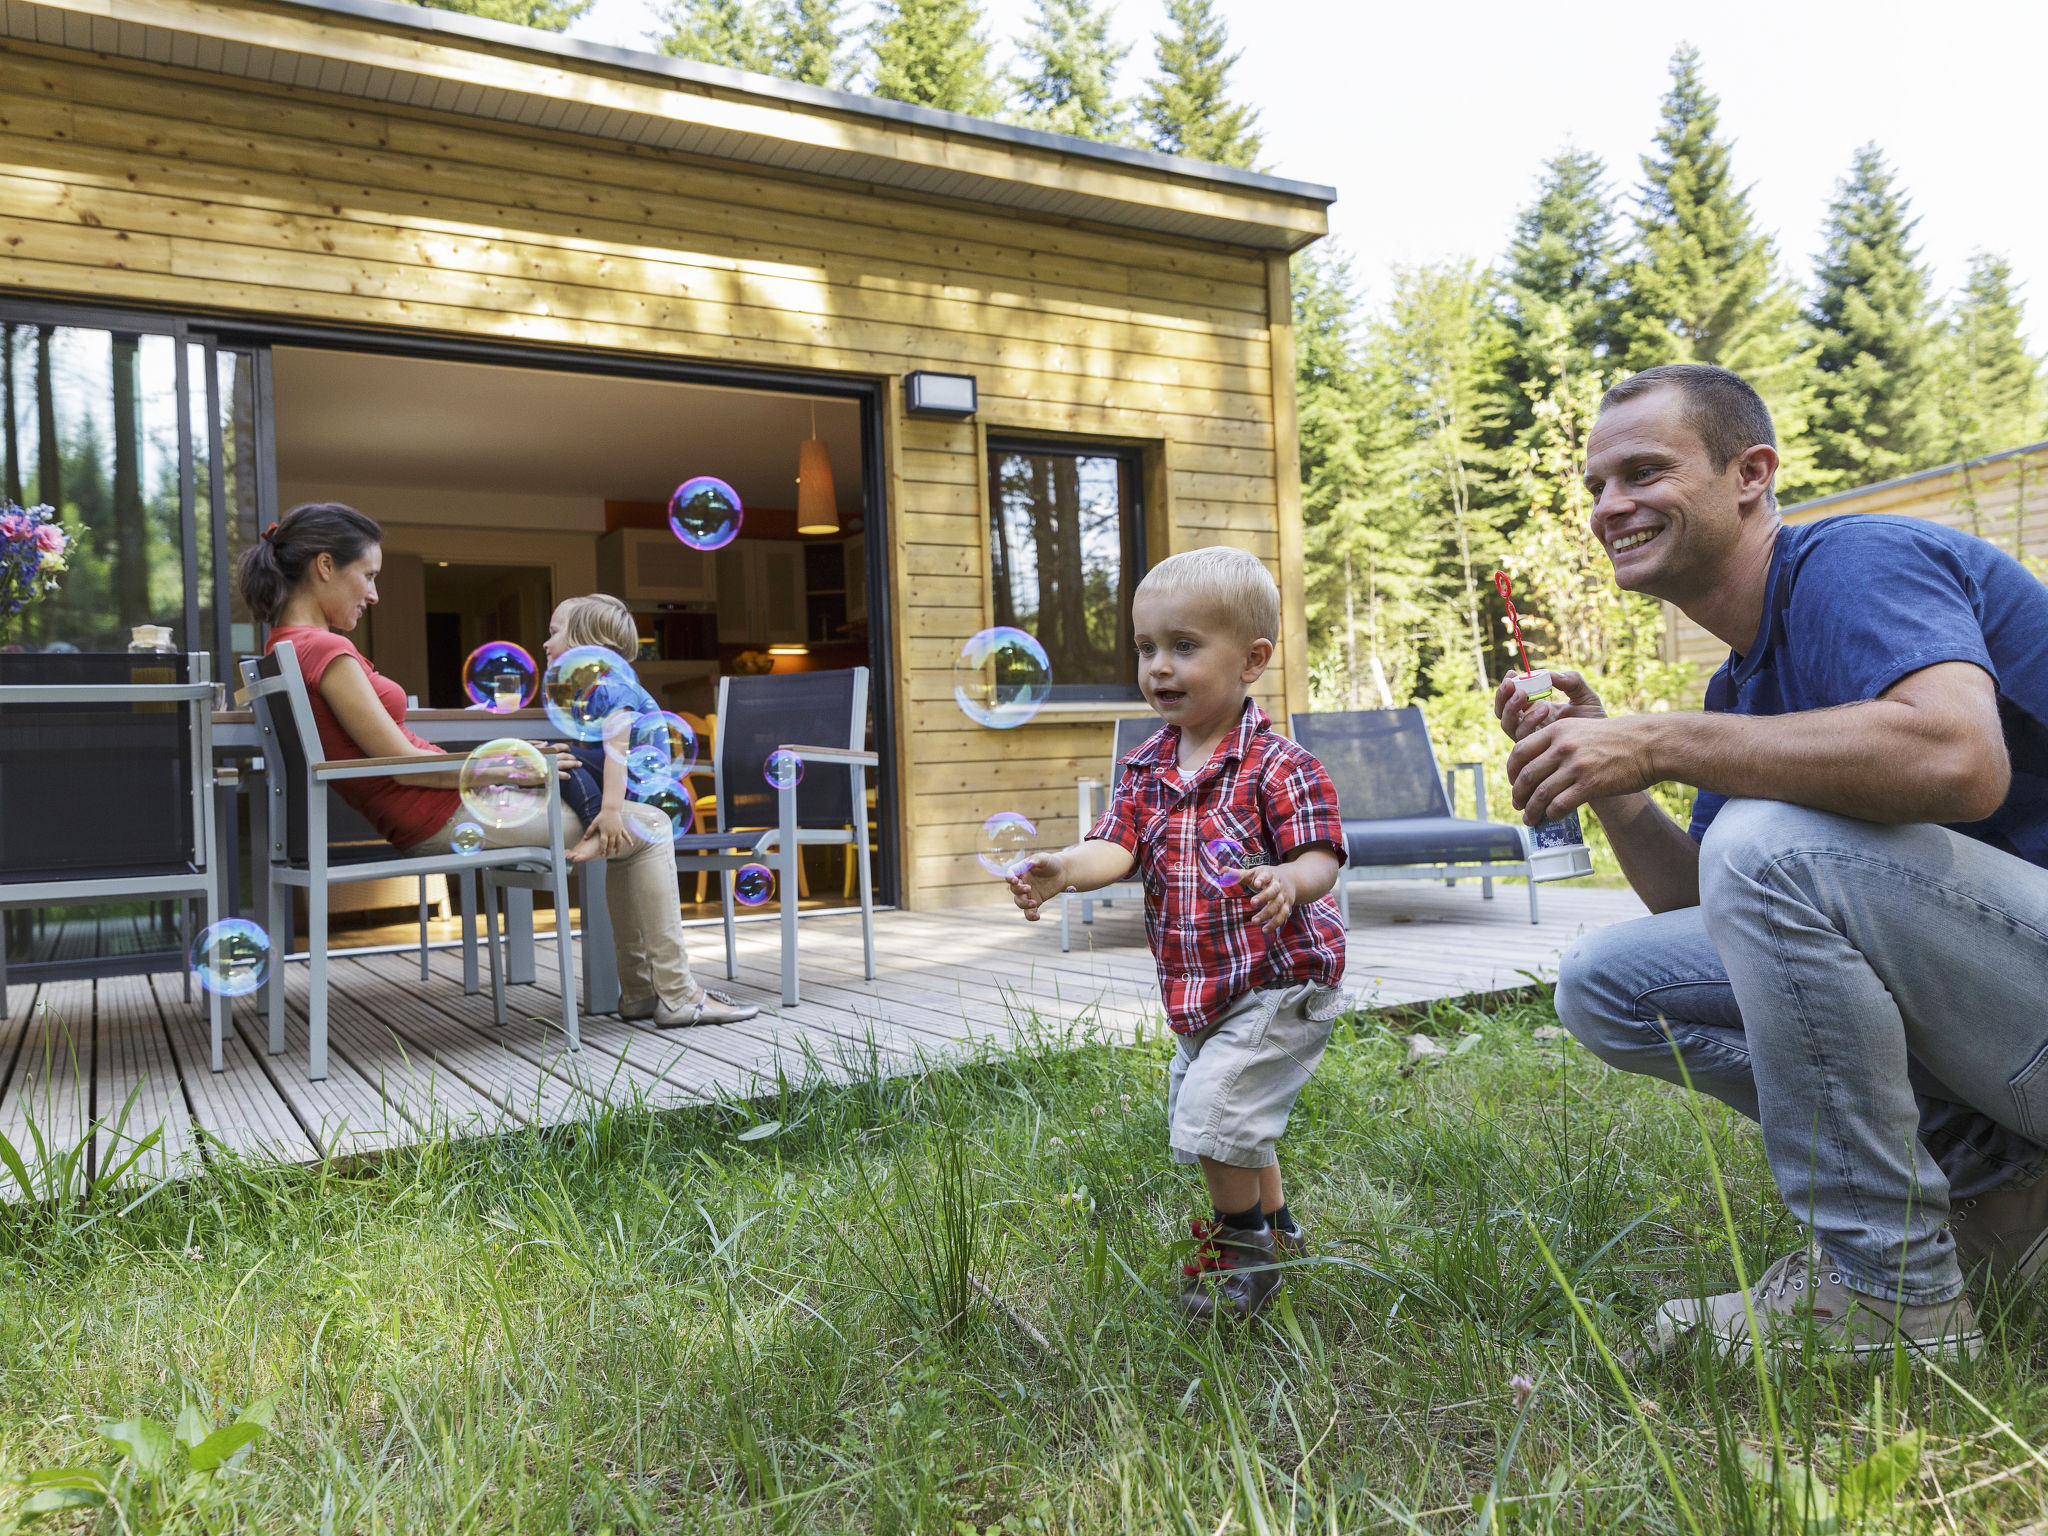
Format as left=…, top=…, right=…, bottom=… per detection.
left=1008, top=547, right=1346, bottom=1323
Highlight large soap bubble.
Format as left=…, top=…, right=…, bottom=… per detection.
left=542, top=645, right=643, bottom=744
left=977, top=812, right=1039, bottom=878
left=463, top=641, right=537, bottom=712
left=668, top=475, right=743, bottom=552
left=613, top=708, right=698, bottom=794
left=190, top=918, right=272, bottom=998
left=952, top=627, right=1052, bottom=729
left=627, top=782, right=696, bottom=847
left=459, top=738, right=550, bottom=829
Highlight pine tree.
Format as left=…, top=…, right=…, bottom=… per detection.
left=1010, top=0, right=1128, bottom=142
left=1136, top=0, right=1260, bottom=168
left=766, top=0, right=847, bottom=86
left=653, top=0, right=770, bottom=70
left=1616, top=46, right=1819, bottom=498
left=1492, top=148, right=1622, bottom=449
left=410, top=0, right=591, bottom=32
left=1937, top=252, right=2043, bottom=462
left=1806, top=144, right=1940, bottom=485
left=868, top=0, right=998, bottom=115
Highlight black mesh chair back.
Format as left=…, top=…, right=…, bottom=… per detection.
left=717, top=669, right=864, bottom=830
left=1287, top=707, right=1451, bottom=821
left=247, top=647, right=317, bottom=866
left=1111, top=715, right=1164, bottom=785
left=0, top=652, right=195, bottom=882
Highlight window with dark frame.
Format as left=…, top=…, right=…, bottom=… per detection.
left=985, top=439, right=1144, bottom=701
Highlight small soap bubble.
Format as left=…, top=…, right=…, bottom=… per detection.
left=542, top=646, right=641, bottom=743
left=734, top=863, right=775, bottom=907
left=1200, top=836, right=1248, bottom=893
left=452, top=822, right=486, bottom=855
left=764, top=749, right=804, bottom=790
left=614, top=708, right=698, bottom=794
left=190, top=918, right=272, bottom=998
left=952, top=627, right=1052, bottom=729
left=459, top=738, right=550, bottom=829
left=668, top=475, right=744, bottom=552
left=977, top=811, right=1039, bottom=878
left=627, top=782, right=695, bottom=847
left=462, top=641, right=537, bottom=712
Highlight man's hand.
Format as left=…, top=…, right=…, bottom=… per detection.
left=1507, top=714, right=1661, bottom=825
left=1494, top=667, right=1608, bottom=743
left=1006, top=852, right=1071, bottom=923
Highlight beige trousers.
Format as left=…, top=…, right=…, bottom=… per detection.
left=410, top=802, right=698, bottom=1008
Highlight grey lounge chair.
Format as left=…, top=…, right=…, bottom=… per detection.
left=1288, top=707, right=1540, bottom=924
left=670, top=667, right=876, bottom=1008
left=1060, top=714, right=1162, bottom=952
left=241, top=642, right=578, bottom=1080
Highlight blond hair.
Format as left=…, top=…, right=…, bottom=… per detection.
left=1132, top=546, right=1279, bottom=646
left=558, top=593, right=642, bottom=660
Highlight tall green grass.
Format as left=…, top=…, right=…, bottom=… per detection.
left=1, top=988, right=2045, bottom=1532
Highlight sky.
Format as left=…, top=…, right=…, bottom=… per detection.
left=565, top=0, right=2048, bottom=343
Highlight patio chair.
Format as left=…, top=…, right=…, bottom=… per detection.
left=0, top=651, right=227, bottom=1066
left=672, top=668, right=876, bottom=1007
left=1288, top=707, right=1540, bottom=925
left=240, top=641, right=577, bottom=1080
left=1060, top=715, right=1164, bottom=952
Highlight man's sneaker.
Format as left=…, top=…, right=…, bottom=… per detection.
left=1271, top=1212, right=1307, bottom=1259
left=1179, top=1218, right=1282, bottom=1323
left=1947, top=1175, right=2048, bottom=1284
left=1649, top=1246, right=1982, bottom=1362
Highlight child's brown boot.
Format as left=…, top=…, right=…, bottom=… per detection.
left=1179, top=1218, right=1281, bottom=1322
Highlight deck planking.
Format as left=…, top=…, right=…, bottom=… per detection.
left=0, top=885, right=1644, bottom=1192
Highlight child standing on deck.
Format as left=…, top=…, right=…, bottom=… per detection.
left=1007, top=547, right=1347, bottom=1322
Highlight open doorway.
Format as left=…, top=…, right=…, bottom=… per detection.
left=266, top=343, right=885, bottom=943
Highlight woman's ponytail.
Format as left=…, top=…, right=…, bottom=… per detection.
left=237, top=502, right=382, bottom=625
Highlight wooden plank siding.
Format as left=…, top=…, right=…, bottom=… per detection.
left=1665, top=441, right=2048, bottom=687
left=0, top=34, right=1313, bottom=914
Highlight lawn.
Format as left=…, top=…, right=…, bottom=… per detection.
left=3, top=988, right=2047, bottom=1533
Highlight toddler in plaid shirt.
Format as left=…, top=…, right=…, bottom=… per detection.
left=1008, top=547, right=1347, bottom=1322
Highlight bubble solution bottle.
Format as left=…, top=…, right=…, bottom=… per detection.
left=1495, top=573, right=1592, bottom=883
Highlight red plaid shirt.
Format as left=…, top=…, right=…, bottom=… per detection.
left=1088, top=700, right=1347, bottom=1035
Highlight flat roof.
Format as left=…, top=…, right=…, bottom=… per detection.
left=3, top=0, right=1335, bottom=252
left=1784, top=435, right=2048, bottom=519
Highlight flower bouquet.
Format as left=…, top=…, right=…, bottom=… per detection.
left=0, top=500, right=69, bottom=644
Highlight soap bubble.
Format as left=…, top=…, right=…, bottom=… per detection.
left=615, top=709, right=698, bottom=793
left=952, top=627, right=1052, bottom=728
left=734, top=863, right=775, bottom=907
left=977, top=812, right=1039, bottom=878
left=668, top=475, right=743, bottom=552
left=459, top=738, right=550, bottom=829
left=1199, top=836, right=1249, bottom=893
left=190, top=918, right=272, bottom=998
left=764, top=749, right=804, bottom=790
left=452, top=822, right=487, bottom=855
left=463, top=641, right=537, bottom=712
left=542, top=645, right=643, bottom=744
left=627, top=783, right=695, bottom=846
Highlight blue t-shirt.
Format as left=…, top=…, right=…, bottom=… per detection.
left=562, top=673, right=653, bottom=827
left=1690, top=514, right=2048, bottom=868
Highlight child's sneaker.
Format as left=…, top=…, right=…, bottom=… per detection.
left=1271, top=1212, right=1307, bottom=1258
left=1179, top=1218, right=1281, bottom=1322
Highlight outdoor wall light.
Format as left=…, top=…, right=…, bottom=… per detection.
left=904, top=370, right=977, bottom=417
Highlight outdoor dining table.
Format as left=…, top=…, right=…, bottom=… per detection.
left=211, top=707, right=621, bottom=1013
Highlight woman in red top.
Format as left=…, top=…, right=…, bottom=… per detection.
left=240, top=502, right=757, bottom=1027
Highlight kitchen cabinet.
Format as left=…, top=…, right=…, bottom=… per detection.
left=597, top=528, right=717, bottom=604
left=716, top=541, right=807, bottom=646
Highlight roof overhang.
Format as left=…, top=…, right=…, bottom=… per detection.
left=1, top=0, right=1335, bottom=252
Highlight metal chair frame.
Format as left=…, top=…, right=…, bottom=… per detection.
left=1060, top=715, right=1159, bottom=953
left=0, top=655, right=226, bottom=1065
left=240, top=642, right=578, bottom=1079
left=672, top=668, right=876, bottom=1007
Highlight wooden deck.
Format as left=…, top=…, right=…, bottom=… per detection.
left=0, top=883, right=1646, bottom=1188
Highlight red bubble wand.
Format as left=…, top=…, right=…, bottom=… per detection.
left=1494, top=571, right=1553, bottom=700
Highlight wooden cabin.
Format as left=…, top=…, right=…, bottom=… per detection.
left=0, top=0, right=1333, bottom=920
left=1665, top=439, right=2048, bottom=685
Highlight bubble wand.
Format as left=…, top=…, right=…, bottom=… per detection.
left=1493, top=571, right=1553, bottom=701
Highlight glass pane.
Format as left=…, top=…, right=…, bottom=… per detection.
left=195, top=347, right=263, bottom=665
left=2, top=323, right=183, bottom=654
left=987, top=448, right=1134, bottom=691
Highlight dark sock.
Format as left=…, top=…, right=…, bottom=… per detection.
left=1215, top=1200, right=1268, bottom=1232
left=1270, top=1202, right=1295, bottom=1233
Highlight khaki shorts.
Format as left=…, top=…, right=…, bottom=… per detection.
left=1166, top=981, right=1345, bottom=1169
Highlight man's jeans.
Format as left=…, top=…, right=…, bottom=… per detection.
left=1557, top=798, right=2048, bottom=1304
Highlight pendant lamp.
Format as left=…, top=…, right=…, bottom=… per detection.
left=796, top=402, right=840, bottom=535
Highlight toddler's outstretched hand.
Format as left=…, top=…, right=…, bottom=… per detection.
left=1242, top=865, right=1297, bottom=932
left=1007, top=853, right=1069, bottom=922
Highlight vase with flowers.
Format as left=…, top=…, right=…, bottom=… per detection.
left=0, top=501, right=70, bottom=646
